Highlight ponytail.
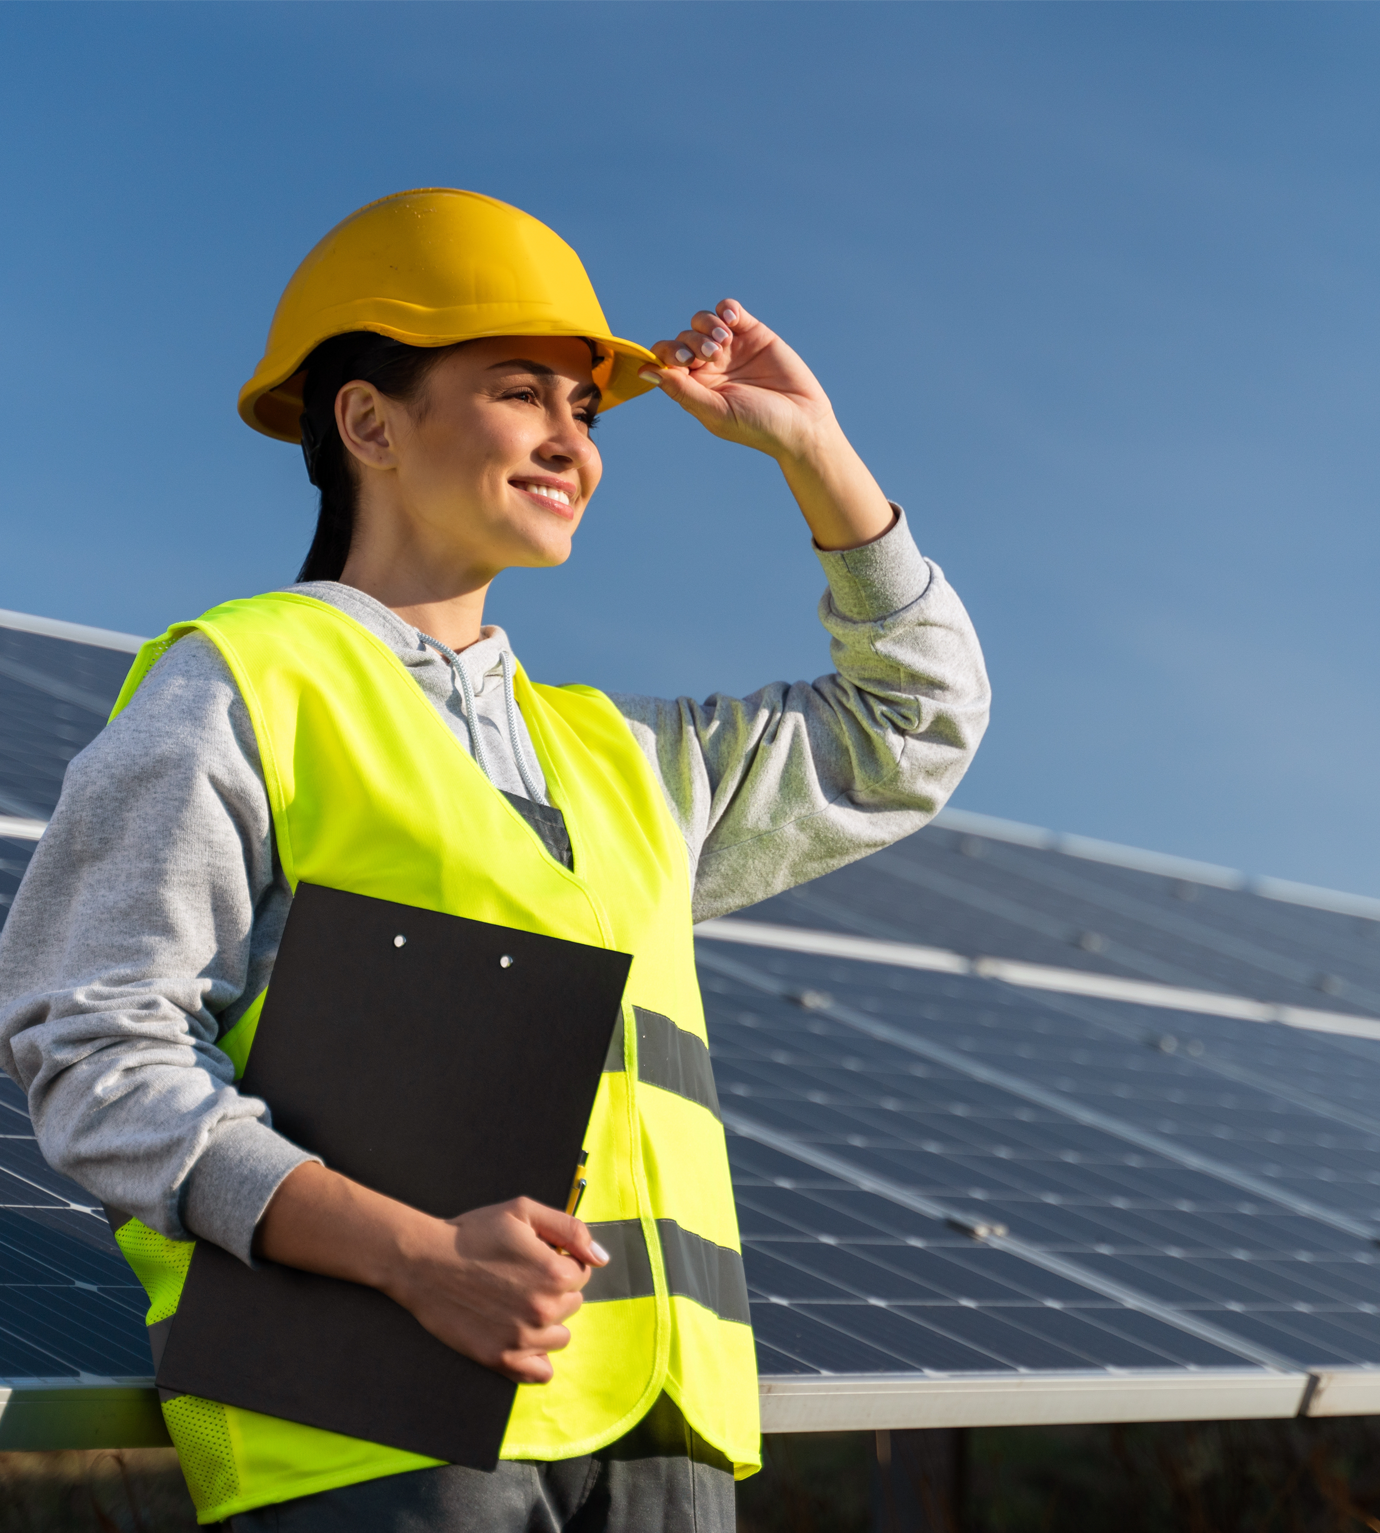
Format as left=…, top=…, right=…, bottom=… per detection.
left=295, top=333, right=457, bottom=582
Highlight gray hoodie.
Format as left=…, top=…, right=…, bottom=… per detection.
left=0, top=511, right=989, bottom=1264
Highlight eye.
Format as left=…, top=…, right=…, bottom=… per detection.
left=579, top=410, right=601, bottom=431
left=505, top=387, right=540, bottom=406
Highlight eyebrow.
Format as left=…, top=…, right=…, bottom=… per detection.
left=486, top=358, right=601, bottom=404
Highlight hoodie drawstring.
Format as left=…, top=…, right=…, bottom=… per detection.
left=417, top=633, right=546, bottom=805
left=499, top=650, right=547, bottom=805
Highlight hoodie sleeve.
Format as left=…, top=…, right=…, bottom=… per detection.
left=0, top=635, right=317, bottom=1263
left=609, top=509, right=991, bottom=923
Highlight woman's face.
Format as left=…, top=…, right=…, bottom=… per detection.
left=342, top=335, right=603, bottom=580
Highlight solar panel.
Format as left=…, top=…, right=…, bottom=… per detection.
left=700, top=948, right=1380, bottom=1382
left=5, top=605, right=1380, bottom=1446
left=0, top=620, right=133, bottom=822
left=0, top=613, right=158, bottom=1447
left=0, top=1072, right=150, bottom=1379
left=750, top=822, right=1380, bottom=1019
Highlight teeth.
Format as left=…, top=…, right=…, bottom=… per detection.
left=519, top=482, right=571, bottom=506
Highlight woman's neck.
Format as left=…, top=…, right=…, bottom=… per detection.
left=336, top=555, right=493, bottom=652
left=338, top=500, right=498, bottom=651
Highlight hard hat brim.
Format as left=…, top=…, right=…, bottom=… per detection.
left=238, top=322, right=661, bottom=444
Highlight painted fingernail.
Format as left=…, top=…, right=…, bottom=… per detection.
left=722, top=308, right=738, bottom=323
left=711, top=326, right=730, bottom=342
left=700, top=340, right=719, bottom=358
left=591, top=1242, right=610, bottom=1263
left=638, top=368, right=661, bottom=384
left=675, top=346, right=693, bottom=363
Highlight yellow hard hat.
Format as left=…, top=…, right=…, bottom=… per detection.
left=238, top=188, right=660, bottom=443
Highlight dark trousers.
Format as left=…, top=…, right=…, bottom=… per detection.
left=228, top=1395, right=736, bottom=1533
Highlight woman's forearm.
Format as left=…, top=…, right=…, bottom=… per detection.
left=642, top=298, right=897, bottom=551
left=254, top=1160, right=419, bottom=1288
left=253, top=1161, right=609, bottom=1384
left=776, top=416, right=897, bottom=552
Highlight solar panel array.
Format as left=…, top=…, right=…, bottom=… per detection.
left=703, top=942, right=1380, bottom=1381
left=0, top=617, right=151, bottom=1389
left=749, top=824, right=1380, bottom=1018
left=0, top=619, right=133, bottom=824
left=5, top=607, right=1380, bottom=1438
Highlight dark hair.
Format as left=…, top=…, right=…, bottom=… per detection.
left=296, top=332, right=458, bottom=582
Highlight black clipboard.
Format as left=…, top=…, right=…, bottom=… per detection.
left=156, top=882, right=632, bottom=1466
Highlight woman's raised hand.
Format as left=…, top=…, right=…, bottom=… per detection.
left=640, top=300, right=836, bottom=463
left=639, top=299, right=895, bottom=551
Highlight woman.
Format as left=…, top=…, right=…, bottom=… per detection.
left=0, top=189, right=989, bottom=1531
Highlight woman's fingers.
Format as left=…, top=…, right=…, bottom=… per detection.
left=680, top=307, right=740, bottom=361
left=647, top=338, right=697, bottom=369
left=504, top=1352, right=556, bottom=1384
left=639, top=298, right=838, bottom=459
left=689, top=309, right=734, bottom=343
left=524, top=1203, right=609, bottom=1273
left=496, top=1313, right=573, bottom=1383
left=682, top=327, right=725, bottom=362
left=642, top=301, right=748, bottom=382
left=501, top=1329, right=572, bottom=1383
left=644, top=329, right=720, bottom=372
left=699, top=299, right=744, bottom=330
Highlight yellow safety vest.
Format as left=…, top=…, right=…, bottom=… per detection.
left=107, top=592, right=760, bottom=1524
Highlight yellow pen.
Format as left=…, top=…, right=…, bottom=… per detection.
left=565, top=1151, right=589, bottom=1218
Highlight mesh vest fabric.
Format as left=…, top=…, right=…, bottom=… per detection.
left=106, top=594, right=760, bottom=1523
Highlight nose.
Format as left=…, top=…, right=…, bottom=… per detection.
left=539, top=412, right=598, bottom=471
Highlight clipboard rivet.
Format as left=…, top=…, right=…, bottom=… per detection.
left=499, top=954, right=514, bottom=968
left=393, top=935, right=407, bottom=948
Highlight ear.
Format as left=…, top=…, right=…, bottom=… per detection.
left=336, top=381, right=401, bottom=471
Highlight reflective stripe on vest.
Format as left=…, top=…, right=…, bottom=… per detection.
left=106, top=595, right=760, bottom=1523
left=582, top=1221, right=748, bottom=1325
left=605, top=1008, right=722, bottom=1119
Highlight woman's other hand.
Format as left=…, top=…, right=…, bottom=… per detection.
left=642, top=300, right=831, bottom=462
left=640, top=300, right=895, bottom=551
left=254, top=1162, right=608, bottom=1383
left=394, top=1196, right=606, bottom=1384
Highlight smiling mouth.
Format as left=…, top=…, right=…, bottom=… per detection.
left=512, top=479, right=575, bottom=509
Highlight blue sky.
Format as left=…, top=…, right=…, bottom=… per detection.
left=2, top=3, right=1379, bottom=894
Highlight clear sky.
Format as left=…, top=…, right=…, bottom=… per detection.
left=2, top=3, right=1378, bottom=894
